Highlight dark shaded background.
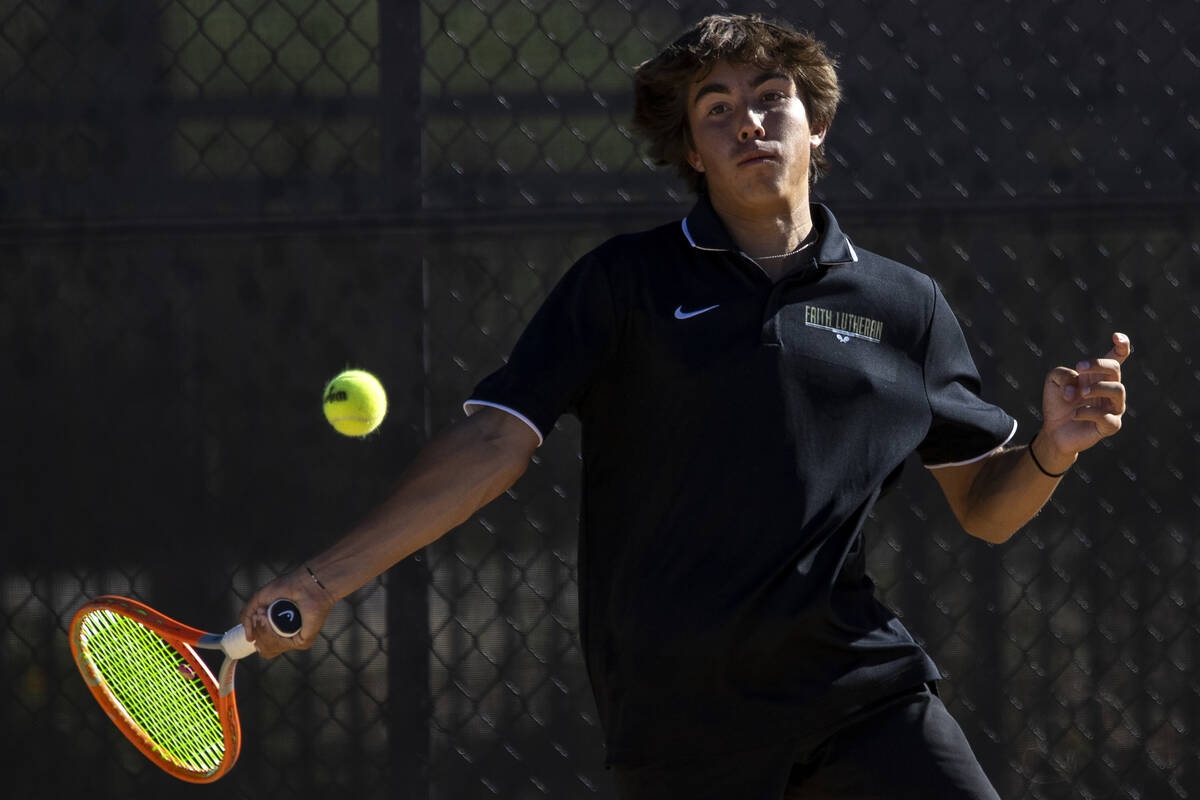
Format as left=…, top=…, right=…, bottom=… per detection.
left=1, top=1, right=1196, bottom=798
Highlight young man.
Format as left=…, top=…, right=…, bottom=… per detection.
left=241, top=15, right=1130, bottom=799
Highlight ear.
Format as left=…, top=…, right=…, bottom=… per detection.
left=682, top=123, right=705, bottom=173
left=810, top=124, right=828, bottom=148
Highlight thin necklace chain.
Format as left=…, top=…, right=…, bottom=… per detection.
left=753, top=239, right=816, bottom=261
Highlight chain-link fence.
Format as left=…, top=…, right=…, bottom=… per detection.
left=2, top=1, right=1196, bottom=798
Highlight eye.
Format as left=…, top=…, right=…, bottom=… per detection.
left=761, top=90, right=787, bottom=103
left=706, top=102, right=730, bottom=116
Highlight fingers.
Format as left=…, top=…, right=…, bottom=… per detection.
left=246, top=603, right=294, bottom=659
left=1044, top=365, right=1126, bottom=419
left=254, top=621, right=290, bottom=660
left=1041, top=333, right=1130, bottom=454
left=1072, top=405, right=1123, bottom=436
left=1103, top=331, right=1132, bottom=364
left=1072, top=333, right=1128, bottom=414
left=238, top=589, right=269, bottom=641
left=239, top=568, right=336, bottom=660
left=1045, top=365, right=1079, bottom=401
left=238, top=573, right=309, bottom=659
left=1046, top=365, right=1077, bottom=387
left=1078, top=379, right=1125, bottom=406
left=1074, top=357, right=1121, bottom=382
left=1075, top=380, right=1127, bottom=418
left=1074, top=333, right=1131, bottom=383
left=240, top=594, right=279, bottom=653
left=1051, top=377, right=1125, bottom=414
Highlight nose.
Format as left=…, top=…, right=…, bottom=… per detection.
left=738, top=107, right=766, bottom=142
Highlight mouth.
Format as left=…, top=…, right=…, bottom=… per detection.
left=737, top=152, right=778, bottom=166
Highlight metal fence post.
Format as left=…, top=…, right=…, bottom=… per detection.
left=380, top=3, right=430, bottom=798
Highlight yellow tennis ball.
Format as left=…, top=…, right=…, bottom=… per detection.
left=323, top=369, right=387, bottom=437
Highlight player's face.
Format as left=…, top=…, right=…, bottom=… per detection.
left=685, top=60, right=826, bottom=211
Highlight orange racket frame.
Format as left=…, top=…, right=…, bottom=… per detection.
left=70, top=595, right=246, bottom=783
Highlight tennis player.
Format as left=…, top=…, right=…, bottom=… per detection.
left=242, top=14, right=1130, bottom=798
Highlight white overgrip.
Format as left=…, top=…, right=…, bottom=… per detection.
left=220, top=624, right=258, bottom=659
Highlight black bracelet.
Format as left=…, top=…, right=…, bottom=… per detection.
left=305, top=564, right=328, bottom=591
left=1028, top=435, right=1070, bottom=478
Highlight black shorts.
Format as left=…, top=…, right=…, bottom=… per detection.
left=610, top=686, right=1000, bottom=800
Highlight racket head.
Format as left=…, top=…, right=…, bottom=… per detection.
left=69, top=595, right=242, bottom=783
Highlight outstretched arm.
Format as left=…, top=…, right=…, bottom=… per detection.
left=931, top=332, right=1131, bottom=543
left=240, top=406, right=540, bottom=657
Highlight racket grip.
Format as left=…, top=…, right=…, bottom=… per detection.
left=220, top=598, right=303, bottom=658
left=221, top=625, right=257, bottom=659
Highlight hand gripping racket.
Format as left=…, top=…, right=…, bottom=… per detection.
left=69, top=595, right=302, bottom=783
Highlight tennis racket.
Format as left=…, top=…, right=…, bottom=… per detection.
left=69, top=594, right=302, bottom=783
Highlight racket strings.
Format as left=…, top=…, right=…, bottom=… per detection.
left=78, top=609, right=226, bottom=773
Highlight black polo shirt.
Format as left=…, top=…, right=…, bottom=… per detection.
left=465, top=197, right=1017, bottom=765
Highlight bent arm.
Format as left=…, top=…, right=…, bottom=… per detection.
left=930, top=442, right=1065, bottom=544
left=932, top=331, right=1130, bottom=545
left=241, top=406, right=539, bottom=656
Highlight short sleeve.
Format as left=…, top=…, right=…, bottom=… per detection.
left=918, top=281, right=1017, bottom=467
left=464, top=252, right=618, bottom=445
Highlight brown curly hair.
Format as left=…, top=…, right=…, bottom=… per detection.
left=633, top=14, right=841, bottom=195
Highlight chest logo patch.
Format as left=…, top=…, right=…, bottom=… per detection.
left=674, top=304, right=720, bottom=320
left=804, top=305, right=883, bottom=344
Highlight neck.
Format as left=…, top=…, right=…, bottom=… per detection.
left=708, top=191, right=815, bottom=263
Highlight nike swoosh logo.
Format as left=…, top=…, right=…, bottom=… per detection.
left=674, top=304, right=720, bottom=320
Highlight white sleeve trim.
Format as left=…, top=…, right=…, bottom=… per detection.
left=924, top=418, right=1019, bottom=469
left=462, top=400, right=544, bottom=447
